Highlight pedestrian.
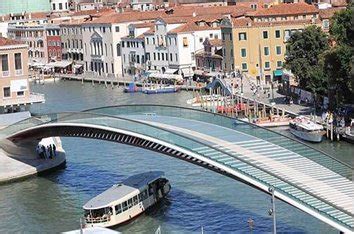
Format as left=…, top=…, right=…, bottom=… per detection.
left=53, top=144, right=57, bottom=157
left=48, top=145, right=53, bottom=159
left=41, top=145, right=46, bottom=159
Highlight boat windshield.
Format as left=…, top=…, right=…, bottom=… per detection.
left=84, top=207, right=112, bottom=223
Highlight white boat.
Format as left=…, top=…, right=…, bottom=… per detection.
left=289, top=116, right=325, bottom=143
left=83, top=171, right=171, bottom=228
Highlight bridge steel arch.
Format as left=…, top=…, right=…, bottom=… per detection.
left=2, top=106, right=354, bottom=233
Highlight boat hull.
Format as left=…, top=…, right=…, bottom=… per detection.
left=143, top=87, right=178, bottom=94
left=289, top=128, right=324, bottom=143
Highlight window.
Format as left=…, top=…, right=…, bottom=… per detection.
left=238, top=32, right=247, bottom=41
left=3, top=87, right=10, bottom=97
left=263, top=31, right=268, bottom=39
left=241, top=48, right=246, bottom=57
left=199, top=37, right=203, bottom=43
left=52, top=3, right=56, bottom=10
left=276, top=46, right=282, bottom=55
left=215, top=34, right=218, bottom=39
left=175, top=53, right=178, bottom=61
left=122, top=201, right=128, bottom=211
left=277, top=60, right=283, bottom=68
left=116, top=43, right=121, bottom=56
left=153, top=53, right=156, bottom=60
left=209, top=33, right=213, bottom=38
left=284, top=30, right=291, bottom=41
left=59, top=3, right=62, bottom=10
left=222, top=33, right=225, bottom=40
left=146, top=38, right=149, bottom=44
left=241, top=63, right=248, bottom=71
left=170, top=53, right=172, bottom=61
left=183, top=37, right=188, bottom=47
left=265, top=61, right=270, bottom=69
left=275, top=30, right=281, bottom=38
left=17, top=91, right=24, bottom=96
left=323, top=20, right=329, bottom=29
left=161, top=53, right=164, bottom=61
left=191, top=52, right=195, bottom=61
left=264, top=47, right=269, bottom=56
left=133, top=196, right=138, bottom=205
left=157, top=53, right=160, bottom=61
left=128, top=198, right=133, bottom=208
left=1, top=54, right=9, bottom=74
left=115, top=26, right=119, bottom=32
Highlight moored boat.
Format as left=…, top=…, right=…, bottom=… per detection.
left=143, top=85, right=179, bottom=94
left=83, top=171, right=171, bottom=228
left=289, top=116, right=325, bottom=143
left=123, top=83, right=142, bottom=93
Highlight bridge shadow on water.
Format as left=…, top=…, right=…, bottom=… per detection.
left=42, top=161, right=306, bottom=233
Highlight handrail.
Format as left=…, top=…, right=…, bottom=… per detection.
left=83, top=104, right=354, bottom=170
left=3, top=110, right=353, bottom=220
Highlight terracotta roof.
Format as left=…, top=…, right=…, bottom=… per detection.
left=70, top=8, right=113, bottom=17
left=60, top=18, right=87, bottom=26
left=83, top=5, right=252, bottom=25
left=209, top=39, right=222, bottom=46
left=131, top=22, right=155, bottom=28
left=319, top=7, right=345, bottom=19
left=168, top=21, right=220, bottom=34
left=0, top=37, right=26, bottom=47
left=231, top=17, right=321, bottom=28
left=246, top=3, right=318, bottom=17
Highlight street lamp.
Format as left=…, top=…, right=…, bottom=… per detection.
left=268, top=186, right=277, bottom=234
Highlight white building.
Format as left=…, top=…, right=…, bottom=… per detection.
left=121, top=23, right=152, bottom=76
left=144, top=18, right=184, bottom=74
left=166, top=19, right=221, bottom=77
left=51, top=0, right=70, bottom=12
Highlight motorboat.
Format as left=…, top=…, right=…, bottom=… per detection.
left=83, top=171, right=171, bottom=228
left=289, top=116, right=325, bottom=143
left=143, top=85, right=179, bottom=94
left=123, top=83, right=142, bottom=93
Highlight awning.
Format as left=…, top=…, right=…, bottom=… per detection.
left=73, top=64, right=83, bottom=69
left=273, top=70, right=283, bottom=76
left=48, top=60, right=72, bottom=68
left=148, top=72, right=183, bottom=81
left=164, top=68, right=178, bottom=74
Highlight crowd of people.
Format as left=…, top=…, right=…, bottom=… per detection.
left=36, top=144, right=57, bottom=159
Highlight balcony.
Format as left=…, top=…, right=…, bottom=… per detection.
left=0, top=92, right=45, bottom=107
left=15, top=69, right=23, bottom=76
left=2, top=71, right=10, bottom=77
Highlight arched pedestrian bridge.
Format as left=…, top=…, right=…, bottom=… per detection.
left=1, top=105, right=353, bottom=233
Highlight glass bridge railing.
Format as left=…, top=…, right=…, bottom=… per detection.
left=1, top=109, right=352, bottom=228
left=85, top=105, right=353, bottom=181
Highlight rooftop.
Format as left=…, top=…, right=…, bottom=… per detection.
left=246, top=3, right=318, bottom=17
left=230, top=17, right=321, bottom=28
left=319, top=7, right=345, bottom=19
left=83, top=171, right=164, bottom=209
left=0, top=37, right=25, bottom=47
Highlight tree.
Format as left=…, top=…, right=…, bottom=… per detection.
left=325, top=4, right=354, bottom=109
left=323, top=45, right=353, bottom=109
left=329, top=4, right=354, bottom=47
left=285, top=26, right=329, bottom=92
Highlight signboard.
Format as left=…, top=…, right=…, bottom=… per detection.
left=10, top=79, right=28, bottom=92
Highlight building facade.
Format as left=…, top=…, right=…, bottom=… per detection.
left=50, top=0, right=70, bottom=12
left=222, top=2, right=321, bottom=84
left=195, top=38, right=223, bottom=73
left=60, top=21, right=84, bottom=63
left=0, top=37, right=44, bottom=113
left=46, top=25, right=62, bottom=62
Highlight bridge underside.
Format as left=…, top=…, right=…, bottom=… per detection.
left=2, top=105, right=354, bottom=233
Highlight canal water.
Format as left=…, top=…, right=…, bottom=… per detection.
left=0, top=81, right=351, bottom=233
